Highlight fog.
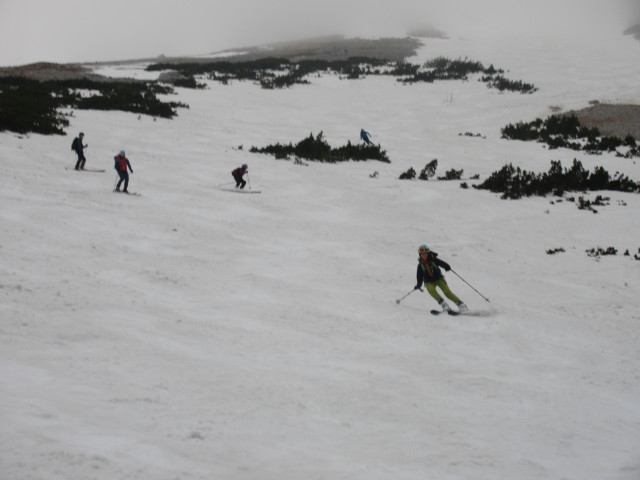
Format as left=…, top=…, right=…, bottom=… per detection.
left=0, top=0, right=636, bottom=66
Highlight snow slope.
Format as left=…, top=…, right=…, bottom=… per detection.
left=1, top=32, right=640, bottom=480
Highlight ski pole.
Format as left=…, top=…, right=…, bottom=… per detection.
left=113, top=173, right=119, bottom=192
left=396, top=288, right=421, bottom=305
left=247, top=172, right=252, bottom=190
left=451, top=269, right=490, bottom=303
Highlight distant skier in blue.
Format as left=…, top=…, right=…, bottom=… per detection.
left=360, top=128, right=373, bottom=146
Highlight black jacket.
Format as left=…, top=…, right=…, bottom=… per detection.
left=415, top=252, right=451, bottom=288
left=72, top=137, right=85, bottom=154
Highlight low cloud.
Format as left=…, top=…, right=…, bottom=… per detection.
left=0, top=0, right=635, bottom=66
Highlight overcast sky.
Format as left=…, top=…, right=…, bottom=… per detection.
left=0, top=0, right=636, bottom=66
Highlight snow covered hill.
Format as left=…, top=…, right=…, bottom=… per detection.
left=1, top=32, right=640, bottom=480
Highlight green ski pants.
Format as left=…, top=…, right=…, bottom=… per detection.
left=424, top=278, right=460, bottom=304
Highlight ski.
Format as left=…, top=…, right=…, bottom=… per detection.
left=113, top=191, right=141, bottom=196
left=66, top=167, right=106, bottom=172
left=219, top=187, right=261, bottom=194
left=430, top=309, right=460, bottom=316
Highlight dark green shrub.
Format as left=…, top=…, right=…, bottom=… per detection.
left=294, top=131, right=332, bottom=160
left=261, top=72, right=309, bottom=89
left=425, top=56, right=484, bottom=79
left=501, top=119, right=543, bottom=141
left=147, top=55, right=536, bottom=95
left=474, top=159, right=640, bottom=199
left=249, top=141, right=294, bottom=159
left=419, top=159, right=438, bottom=180
left=332, top=141, right=390, bottom=162
left=173, top=76, right=206, bottom=89
left=250, top=132, right=390, bottom=163
left=398, top=72, right=436, bottom=84
left=577, top=197, right=598, bottom=213
left=438, top=169, right=464, bottom=180
left=482, top=64, right=504, bottom=75
left=501, top=114, right=638, bottom=157
left=0, top=76, right=186, bottom=135
left=399, top=167, right=416, bottom=180
left=607, top=172, right=640, bottom=192
left=390, top=63, right=420, bottom=76
left=148, top=57, right=388, bottom=89
left=586, top=247, right=617, bottom=257
left=623, top=135, right=637, bottom=147
left=483, top=75, right=538, bottom=93
left=0, top=77, right=69, bottom=134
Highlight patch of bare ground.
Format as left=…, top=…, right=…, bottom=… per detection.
left=566, top=102, right=640, bottom=139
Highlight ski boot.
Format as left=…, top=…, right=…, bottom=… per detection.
left=438, top=299, right=450, bottom=312
left=456, top=301, right=468, bottom=312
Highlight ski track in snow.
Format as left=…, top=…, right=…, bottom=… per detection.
left=1, top=33, right=640, bottom=480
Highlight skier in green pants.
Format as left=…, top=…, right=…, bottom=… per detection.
left=414, top=244, right=468, bottom=312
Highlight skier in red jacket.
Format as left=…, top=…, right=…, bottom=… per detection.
left=114, top=150, right=133, bottom=193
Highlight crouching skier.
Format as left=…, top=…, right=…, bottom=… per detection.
left=414, top=244, right=468, bottom=313
left=232, top=164, right=248, bottom=189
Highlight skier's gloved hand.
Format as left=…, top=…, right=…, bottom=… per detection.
left=444, top=265, right=451, bottom=271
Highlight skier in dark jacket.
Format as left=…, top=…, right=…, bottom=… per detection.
left=114, top=150, right=133, bottom=193
left=72, top=132, right=87, bottom=170
left=232, top=164, right=248, bottom=189
left=360, top=128, right=373, bottom=145
left=414, top=244, right=467, bottom=312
